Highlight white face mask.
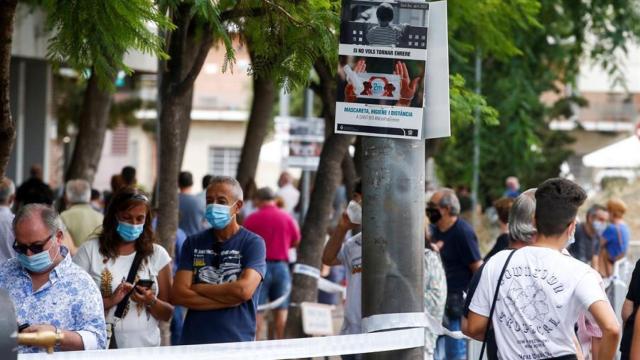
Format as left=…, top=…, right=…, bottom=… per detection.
left=592, top=220, right=607, bottom=236
left=566, top=218, right=578, bottom=248
left=346, top=200, right=362, bottom=225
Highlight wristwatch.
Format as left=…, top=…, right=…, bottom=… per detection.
left=145, top=297, right=157, bottom=309
left=54, top=327, right=63, bottom=346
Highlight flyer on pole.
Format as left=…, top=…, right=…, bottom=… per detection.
left=335, top=0, right=429, bottom=139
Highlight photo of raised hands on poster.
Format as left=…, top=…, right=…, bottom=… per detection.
left=340, top=56, right=424, bottom=108
left=336, top=0, right=429, bottom=139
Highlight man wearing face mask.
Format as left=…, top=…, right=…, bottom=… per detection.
left=322, top=180, right=362, bottom=359
left=171, top=176, right=266, bottom=344
left=0, top=203, right=106, bottom=352
left=427, top=188, right=482, bottom=360
left=568, top=204, right=609, bottom=267
left=464, top=178, right=620, bottom=360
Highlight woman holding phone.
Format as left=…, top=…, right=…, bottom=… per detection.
left=74, top=187, right=173, bottom=348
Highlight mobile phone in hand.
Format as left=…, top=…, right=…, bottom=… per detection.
left=136, top=279, right=154, bottom=289
left=18, top=323, right=30, bottom=332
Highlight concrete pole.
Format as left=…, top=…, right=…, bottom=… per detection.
left=362, top=137, right=425, bottom=360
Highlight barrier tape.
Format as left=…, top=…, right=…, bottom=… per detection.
left=19, top=328, right=425, bottom=360
left=292, top=263, right=321, bottom=279
left=362, top=312, right=467, bottom=340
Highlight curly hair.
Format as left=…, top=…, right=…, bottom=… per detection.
left=98, top=187, right=155, bottom=260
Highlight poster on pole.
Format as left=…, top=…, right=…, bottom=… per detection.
left=335, top=0, right=429, bottom=139
left=275, top=116, right=325, bottom=170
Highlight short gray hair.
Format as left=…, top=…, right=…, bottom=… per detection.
left=65, top=179, right=91, bottom=204
left=508, top=188, right=537, bottom=243
left=13, top=203, right=65, bottom=234
left=208, top=176, right=244, bottom=201
left=438, top=188, right=460, bottom=216
left=0, top=177, right=15, bottom=204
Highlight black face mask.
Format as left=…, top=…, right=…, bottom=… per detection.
left=426, top=207, right=442, bottom=224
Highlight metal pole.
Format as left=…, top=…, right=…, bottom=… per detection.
left=471, top=48, right=482, bottom=227
left=362, top=137, right=425, bottom=360
left=300, top=88, right=314, bottom=221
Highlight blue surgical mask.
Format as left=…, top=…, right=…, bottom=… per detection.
left=117, top=221, right=144, bottom=242
left=17, top=239, right=58, bottom=273
left=206, top=203, right=236, bottom=230
left=592, top=220, right=607, bottom=236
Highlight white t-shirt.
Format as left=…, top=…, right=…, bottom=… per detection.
left=73, top=239, right=171, bottom=348
left=337, top=233, right=362, bottom=335
left=469, top=246, right=608, bottom=360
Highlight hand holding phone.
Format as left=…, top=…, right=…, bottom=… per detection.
left=135, top=279, right=154, bottom=291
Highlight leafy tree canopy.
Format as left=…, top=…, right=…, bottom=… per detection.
left=435, top=0, right=640, bottom=202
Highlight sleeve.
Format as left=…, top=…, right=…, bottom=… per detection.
left=575, top=270, right=608, bottom=310
left=468, top=260, right=493, bottom=317
left=337, top=243, right=348, bottom=267
left=625, top=260, right=640, bottom=301
left=289, top=217, right=301, bottom=246
left=152, top=244, right=172, bottom=272
left=458, top=226, right=482, bottom=266
left=75, top=275, right=108, bottom=349
left=177, top=236, right=195, bottom=272
left=72, top=240, right=93, bottom=272
left=464, top=263, right=486, bottom=317
left=242, top=234, right=267, bottom=279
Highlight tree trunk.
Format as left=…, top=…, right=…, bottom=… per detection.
left=0, top=0, right=18, bottom=179
left=236, top=74, right=275, bottom=192
left=64, top=71, right=113, bottom=183
left=285, top=58, right=355, bottom=339
left=156, top=4, right=212, bottom=255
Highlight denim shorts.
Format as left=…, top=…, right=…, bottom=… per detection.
left=259, top=261, right=291, bottom=310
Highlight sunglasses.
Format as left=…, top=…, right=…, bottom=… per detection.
left=13, top=233, right=54, bottom=255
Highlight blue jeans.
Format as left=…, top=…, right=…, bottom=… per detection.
left=259, top=261, right=291, bottom=310
left=434, top=316, right=466, bottom=360
left=170, top=305, right=185, bottom=345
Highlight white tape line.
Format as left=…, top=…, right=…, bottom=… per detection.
left=362, top=312, right=426, bottom=333
left=292, top=263, right=321, bottom=279
left=257, top=288, right=291, bottom=312
left=19, top=328, right=425, bottom=360
left=317, top=277, right=346, bottom=298
left=362, top=312, right=467, bottom=340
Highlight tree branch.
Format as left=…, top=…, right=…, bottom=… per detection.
left=173, top=26, right=213, bottom=97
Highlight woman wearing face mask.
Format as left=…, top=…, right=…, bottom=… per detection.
left=74, top=187, right=174, bottom=348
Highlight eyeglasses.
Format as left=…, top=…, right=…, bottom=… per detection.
left=13, top=234, right=54, bottom=255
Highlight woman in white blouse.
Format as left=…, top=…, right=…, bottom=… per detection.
left=74, top=187, right=173, bottom=348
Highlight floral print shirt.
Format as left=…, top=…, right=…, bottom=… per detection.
left=0, top=247, right=106, bottom=353
left=424, top=248, right=447, bottom=359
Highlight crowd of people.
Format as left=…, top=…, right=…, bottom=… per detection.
left=0, top=166, right=638, bottom=360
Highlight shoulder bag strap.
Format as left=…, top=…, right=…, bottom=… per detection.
left=114, top=251, right=144, bottom=319
left=479, top=249, right=518, bottom=360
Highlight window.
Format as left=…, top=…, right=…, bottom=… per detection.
left=208, top=147, right=241, bottom=177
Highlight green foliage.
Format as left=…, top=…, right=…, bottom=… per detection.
left=434, top=0, right=640, bottom=203
left=53, top=72, right=153, bottom=139
left=239, top=0, right=340, bottom=91
left=43, top=0, right=172, bottom=90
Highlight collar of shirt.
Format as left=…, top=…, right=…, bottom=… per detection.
left=17, top=246, right=72, bottom=293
